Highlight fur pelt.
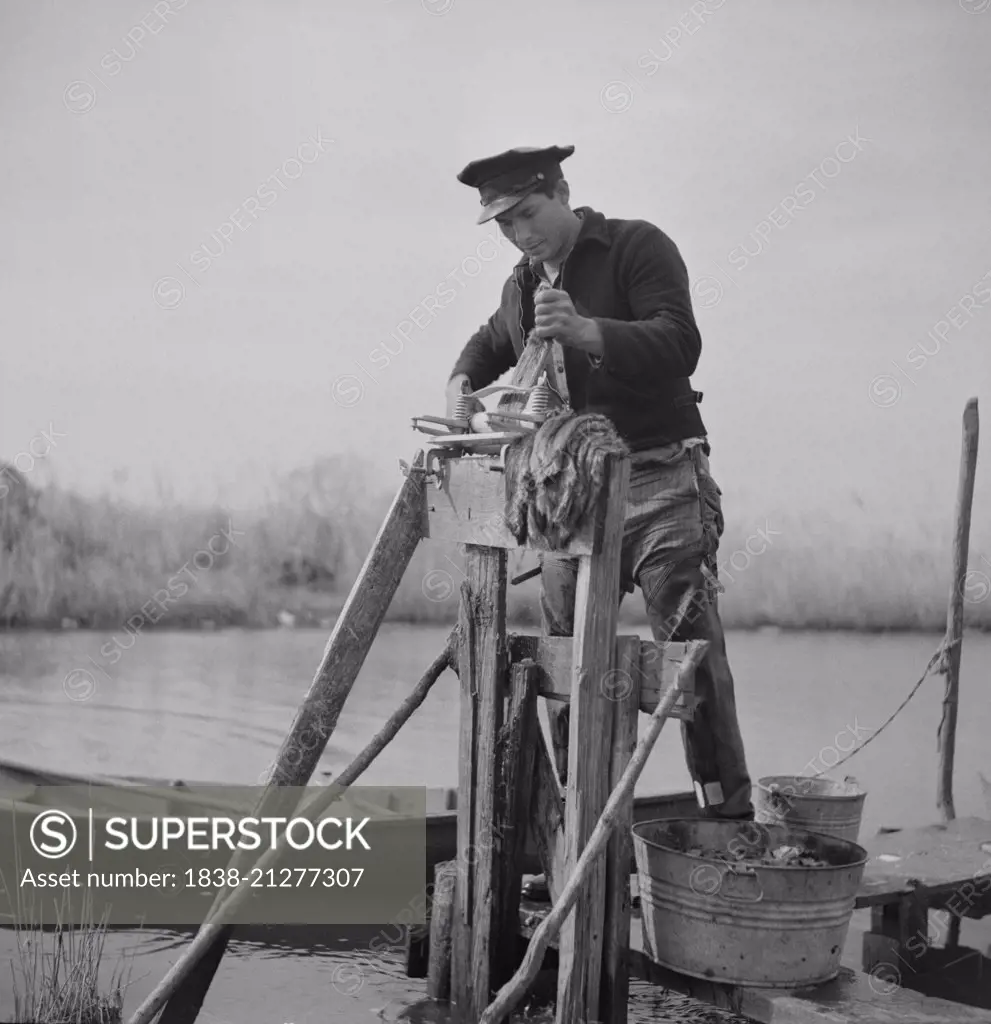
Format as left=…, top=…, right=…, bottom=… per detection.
left=503, top=411, right=629, bottom=549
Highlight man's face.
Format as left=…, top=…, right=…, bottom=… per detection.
left=494, top=185, right=572, bottom=264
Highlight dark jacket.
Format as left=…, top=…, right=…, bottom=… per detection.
left=448, top=206, right=706, bottom=450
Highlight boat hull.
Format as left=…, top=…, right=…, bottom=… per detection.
left=0, top=757, right=701, bottom=928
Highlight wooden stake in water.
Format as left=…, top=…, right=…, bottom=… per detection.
left=937, top=397, right=979, bottom=823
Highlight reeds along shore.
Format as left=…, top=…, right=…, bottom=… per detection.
left=6, top=894, right=130, bottom=1024
left=1, top=456, right=989, bottom=634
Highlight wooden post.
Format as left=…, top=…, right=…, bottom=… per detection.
left=556, top=454, right=630, bottom=1024
left=427, top=861, right=457, bottom=1000
left=495, top=662, right=540, bottom=965
left=451, top=547, right=509, bottom=1022
left=600, top=637, right=641, bottom=1024
left=154, top=457, right=428, bottom=1024
left=937, top=398, right=979, bottom=823
left=438, top=334, right=576, bottom=1013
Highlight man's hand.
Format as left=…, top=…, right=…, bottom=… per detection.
left=445, top=375, right=483, bottom=420
left=534, top=288, right=604, bottom=355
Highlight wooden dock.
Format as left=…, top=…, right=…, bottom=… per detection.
left=857, top=816, right=991, bottom=1008
left=515, top=808, right=991, bottom=1021
left=395, top=800, right=991, bottom=1019
left=629, top=946, right=991, bottom=1024
left=510, top=812, right=991, bottom=1022
left=856, top=816, right=991, bottom=912
left=516, top=904, right=991, bottom=1023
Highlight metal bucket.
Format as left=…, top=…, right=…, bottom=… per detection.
left=756, top=775, right=866, bottom=844
left=632, top=818, right=867, bottom=988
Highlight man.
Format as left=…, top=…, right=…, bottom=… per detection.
left=445, top=144, right=753, bottom=822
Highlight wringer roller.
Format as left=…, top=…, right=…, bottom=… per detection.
left=408, top=366, right=569, bottom=488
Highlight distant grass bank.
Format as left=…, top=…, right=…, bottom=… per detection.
left=1, top=457, right=988, bottom=634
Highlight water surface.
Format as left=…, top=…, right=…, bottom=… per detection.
left=1, top=626, right=988, bottom=1022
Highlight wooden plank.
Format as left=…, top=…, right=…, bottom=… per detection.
left=427, top=861, right=457, bottom=1000
left=937, top=397, right=979, bottom=822
left=600, top=636, right=640, bottom=1024
left=854, top=818, right=991, bottom=913
left=556, top=454, right=629, bottom=1024
left=450, top=546, right=510, bottom=1023
left=767, top=966, right=991, bottom=1023
left=628, top=918, right=991, bottom=1024
left=637, top=641, right=696, bottom=718
left=156, top=455, right=428, bottom=1024
left=452, top=583, right=479, bottom=1016
left=508, top=635, right=695, bottom=720
left=527, top=724, right=567, bottom=904
left=425, top=456, right=600, bottom=555
left=468, top=546, right=509, bottom=1023
left=493, top=662, right=540, bottom=984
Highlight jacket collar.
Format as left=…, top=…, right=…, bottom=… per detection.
left=572, top=206, right=611, bottom=247
left=513, top=206, right=610, bottom=272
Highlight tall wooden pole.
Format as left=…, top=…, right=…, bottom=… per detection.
left=937, top=398, right=980, bottom=823
left=450, top=549, right=517, bottom=1023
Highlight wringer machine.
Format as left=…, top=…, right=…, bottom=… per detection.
left=405, top=335, right=696, bottom=1024
left=411, top=283, right=573, bottom=470
left=413, top=371, right=563, bottom=465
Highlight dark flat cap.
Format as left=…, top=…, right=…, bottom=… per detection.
left=457, top=145, right=575, bottom=224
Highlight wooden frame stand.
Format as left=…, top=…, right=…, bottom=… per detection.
left=427, top=451, right=691, bottom=1024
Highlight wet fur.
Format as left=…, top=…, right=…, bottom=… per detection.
left=504, top=411, right=629, bottom=549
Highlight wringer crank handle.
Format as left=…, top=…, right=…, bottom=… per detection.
left=534, top=279, right=571, bottom=410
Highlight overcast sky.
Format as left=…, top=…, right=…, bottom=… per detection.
left=1, top=0, right=988, bottom=542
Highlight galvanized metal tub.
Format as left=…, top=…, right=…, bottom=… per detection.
left=756, top=775, right=867, bottom=844
left=632, top=818, right=868, bottom=988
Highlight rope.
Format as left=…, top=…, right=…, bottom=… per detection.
left=809, top=633, right=960, bottom=779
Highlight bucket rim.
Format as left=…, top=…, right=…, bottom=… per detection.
left=757, top=774, right=866, bottom=801
left=631, top=817, right=869, bottom=867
